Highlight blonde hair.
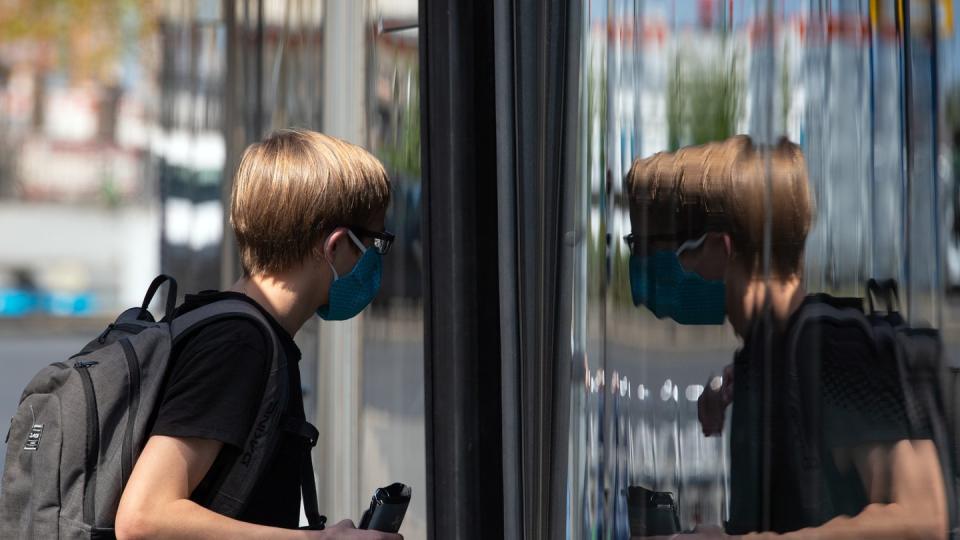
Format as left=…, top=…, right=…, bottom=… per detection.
left=626, top=134, right=813, bottom=277
left=230, top=128, right=391, bottom=275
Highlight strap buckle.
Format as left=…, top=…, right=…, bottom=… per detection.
left=280, top=415, right=320, bottom=447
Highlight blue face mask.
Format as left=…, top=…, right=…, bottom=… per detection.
left=629, top=240, right=726, bottom=325
left=316, top=230, right=382, bottom=321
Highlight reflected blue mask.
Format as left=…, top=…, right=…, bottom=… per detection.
left=629, top=239, right=726, bottom=325
left=316, top=230, right=382, bottom=321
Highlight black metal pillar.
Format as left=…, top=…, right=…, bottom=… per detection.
left=493, top=0, right=579, bottom=538
left=419, top=1, right=504, bottom=539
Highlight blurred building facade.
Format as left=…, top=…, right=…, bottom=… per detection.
left=0, top=1, right=160, bottom=316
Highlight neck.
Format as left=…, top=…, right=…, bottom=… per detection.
left=733, top=275, right=805, bottom=337
left=229, top=270, right=317, bottom=336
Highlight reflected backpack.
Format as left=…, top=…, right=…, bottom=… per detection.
left=0, top=275, right=324, bottom=539
left=782, top=280, right=959, bottom=536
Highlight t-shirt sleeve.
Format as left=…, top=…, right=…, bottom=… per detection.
left=805, top=323, right=914, bottom=449
left=150, top=320, right=269, bottom=449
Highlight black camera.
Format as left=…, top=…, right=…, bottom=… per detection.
left=626, top=485, right=681, bottom=537
left=358, top=482, right=412, bottom=533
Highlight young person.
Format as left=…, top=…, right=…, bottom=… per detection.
left=625, top=135, right=947, bottom=539
left=115, top=129, right=400, bottom=539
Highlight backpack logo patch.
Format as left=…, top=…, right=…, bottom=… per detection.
left=241, top=400, right=277, bottom=466
left=23, top=424, right=43, bottom=451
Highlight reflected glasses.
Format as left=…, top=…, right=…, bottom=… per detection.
left=622, top=233, right=677, bottom=255
left=349, top=226, right=395, bottom=255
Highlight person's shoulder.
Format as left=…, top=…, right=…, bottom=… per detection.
left=188, top=316, right=271, bottom=346
left=790, top=294, right=872, bottom=351
left=176, top=292, right=276, bottom=346
left=174, top=314, right=274, bottom=372
left=176, top=290, right=291, bottom=349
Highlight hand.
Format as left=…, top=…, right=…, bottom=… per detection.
left=313, top=519, right=403, bottom=540
left=698, top=364, right=734, bottom=436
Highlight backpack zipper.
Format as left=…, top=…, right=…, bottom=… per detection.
left=118, top=339, right=141, bottom=492
left=75, top=361, right=100, bottom=526
left=96, top=323, right=145, bottom=345
left=96, top=324, right=115, bottom=344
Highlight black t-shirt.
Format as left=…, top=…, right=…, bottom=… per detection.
left=149, top=290, right=305, bottom=528
left=726, top=295, right=920, bottom=535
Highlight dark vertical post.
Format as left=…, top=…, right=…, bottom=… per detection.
left=929, top=0, right=943, bottom=321
left=221, top=0, right=242, bottom=287
left=902, top=0, right=914, bottom=316
left=419, top=1, right=504, bottom=539
left=255, top=0, right=264, bottom=139
left=506, top=1, right=574, bottom=538
left=492, top=0, right=522, bottom=538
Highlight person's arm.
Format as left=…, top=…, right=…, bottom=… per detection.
left=732, top=439, right=945, bottom=540
left=115, top=435, right=399, bottom=540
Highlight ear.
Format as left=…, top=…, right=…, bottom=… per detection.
left=702, top=232, right=732, bottom=258
left=721, top=233, right=732, bottom=258
left=321, top=227, right=350, bottom=264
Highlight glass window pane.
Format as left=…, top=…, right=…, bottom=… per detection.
left=565, top=1, right=958, bottom=537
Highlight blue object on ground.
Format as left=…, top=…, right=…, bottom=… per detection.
left=0, top=289, right=39, bottom=316
left=43, top=291, right=96, bottom=316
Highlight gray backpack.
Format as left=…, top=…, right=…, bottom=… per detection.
left=0, top=275, right=324, bottom=538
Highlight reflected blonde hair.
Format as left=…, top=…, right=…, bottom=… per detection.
left=626, top=135, right=813, bottom=277
left=230, top=128, right=391, bottom=275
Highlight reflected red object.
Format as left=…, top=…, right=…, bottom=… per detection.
left=699, top=0, right=716, bottom=29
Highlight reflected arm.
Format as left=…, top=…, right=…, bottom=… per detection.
left=742, top=439, right=947, bottom=540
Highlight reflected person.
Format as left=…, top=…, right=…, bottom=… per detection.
left=625, top=135, right=946, bottom=539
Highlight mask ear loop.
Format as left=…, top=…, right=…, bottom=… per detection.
left=324, top=237, right=341, bottom=281
left=676, top=234, right=709, bottom=257
left=325, top=229, right=370, bottom=282
left=346, top=229, right=368, bottom=253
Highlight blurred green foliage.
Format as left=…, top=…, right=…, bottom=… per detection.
left=378, top=65, right=421, bottom=180
left=667, top=47, right=744, bottom=150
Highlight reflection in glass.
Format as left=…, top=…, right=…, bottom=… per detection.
left=564, top=1, right=959, bottom=538
left=361, top=4, right=426, bottom=539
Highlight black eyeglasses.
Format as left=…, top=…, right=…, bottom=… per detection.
left=622, top=232, right=677, bottom=255
left=349, top=226, right=395, bottom=255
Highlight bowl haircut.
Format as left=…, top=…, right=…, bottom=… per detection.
left=626, top=135, right=813, bottom=278
left=230, top=128, right=391, bottom=276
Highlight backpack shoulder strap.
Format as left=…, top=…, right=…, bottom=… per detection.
left=169, top=299, right=288, bottom=518
left=893, top=326, right=959, bottom=538
left=168, top=299, right=325, bottom=528
left=783, top=299, right=872, bottom=519
left=170, top=299, right=277, bottom=351
left=280, top=414, right=326, bottom=530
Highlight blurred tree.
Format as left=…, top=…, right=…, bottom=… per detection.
left=667, top=47, right=744, bottom=150
left=946, top=85, right=960, bottom=244
left=378, top=63, right=421, bottom=180
left=0, top=0, right=156, bottom=83
left=0, top=0, right=158, bottom=203
left=946, top=84, right=960, bottom=139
